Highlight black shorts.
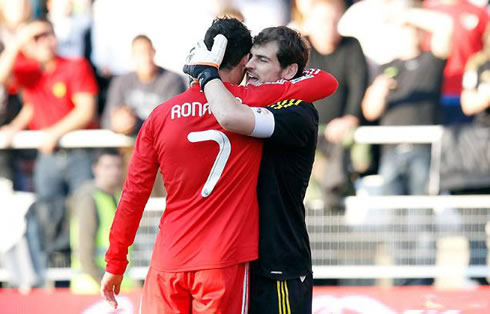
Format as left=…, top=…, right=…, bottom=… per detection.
left=249, top=272, right=313, bottom=314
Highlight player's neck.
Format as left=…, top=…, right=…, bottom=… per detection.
left=219, top=68, right=242, bottom=85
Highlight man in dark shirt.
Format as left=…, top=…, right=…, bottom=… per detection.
left=362, top=7, right=452, bottom=195
left=185, top=26, right=337, bottom=313
left=304, top=0, right=368, bottom=210
left=362, top=7, right=453, bottom=286
left=102, top=35, right=186, bottom=136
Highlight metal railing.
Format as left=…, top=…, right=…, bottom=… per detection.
left=1, top=126, right=489, bottom=286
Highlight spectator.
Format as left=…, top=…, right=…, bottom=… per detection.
left=0, top=178, right=38, bottom=293
left=233, top=0, right=289, bottom=35
left=361, top=7, right=453, bottom=285
left=102, top=34, right=185, bottom=198
left=46, top=0, right=91, bottom=59
left=0, top=0, right=40, bottom=291
left=0, top=0, right=32, bottom=186
left=0, top=85, right=13, bottom=181
left=423, top=0, right=490, bottom=124
left=217, top=6, right=245, bottom=22
left=337, top=0, right=402, bottom=78
left=69, top=148, right=135, bottom=294
left=303, top=0, right=368, bottom=210
left=461, top=39, right=490, bottom=127
left=0, top=0, right=32, bottom=42
left=437, top=33, right=490, bottom=285
left=101, top=35, right=186, bottom=136
left=0, top=19, right=98, bottom=276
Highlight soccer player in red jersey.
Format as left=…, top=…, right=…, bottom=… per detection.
left=101, top=18, right=337, bottom=313
left=186, top=26, right=334, bottom=313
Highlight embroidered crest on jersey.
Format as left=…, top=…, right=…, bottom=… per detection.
left=269, top=99, right=302, bottom=110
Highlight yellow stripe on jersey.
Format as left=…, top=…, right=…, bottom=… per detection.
left=284, top=281, right=291, bottom=314
left=281, top=281, right=287, bottom=314
left=283, top=99, right=293, bottom=108
left=277, top=281, right=282, bottom=314
left=277, top=281, right=291, bottom=314
left=270, top=99, right=302, bottom=110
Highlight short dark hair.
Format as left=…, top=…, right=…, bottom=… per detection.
left=253, top=26, right=309, bottom=79
left=204, top=17, right=252, bottom=70
left=92, top=148, right=122, bottom=165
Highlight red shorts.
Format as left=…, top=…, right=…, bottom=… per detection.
left=140, top=263, right=249, bottom=314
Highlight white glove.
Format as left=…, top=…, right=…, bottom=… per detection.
left=183, top=34, right=228, bottom=89
left=185, top=34, right=228, bottom=68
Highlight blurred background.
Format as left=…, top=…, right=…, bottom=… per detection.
left=0, top=0, right=489, bottom=313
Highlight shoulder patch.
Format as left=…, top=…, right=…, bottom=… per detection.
left=268, top=99, right=303, bottom=110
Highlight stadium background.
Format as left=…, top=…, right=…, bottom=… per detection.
left=0, top=0, right=490, bottom=313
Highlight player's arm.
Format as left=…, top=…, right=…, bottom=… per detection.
left=235, top=68, right=338, bottom=107
left=262, top=100, right=317, bottom=147
left=201, top=69, right=337, bottom=135
left=204, top=79, right=315, bottom=145
left=102, top=118, right=159, bottom=309
left=210, top=98, right=316, bottom=145
left=183, top=34, right=337, bottom=109
left=203, top=79, right=257, bottom=136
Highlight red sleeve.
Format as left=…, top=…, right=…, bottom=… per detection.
left=105, top=117, right=159, bottom=275
left=69, top=58, right=98, bottom=95
left=227, top=68, right=338, bottom=107
left=477, top=8, right=489, bottom=38
left=10, top=53, right=42, bottom=90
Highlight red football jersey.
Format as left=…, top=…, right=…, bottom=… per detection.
left=105, top=69, right=338, bottom=274
left=423, top=0, right=489, bottom=95
left=12, top=56, right=98, bottom=130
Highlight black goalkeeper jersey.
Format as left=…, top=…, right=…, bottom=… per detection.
left=250, top=99, right=318, bottom=280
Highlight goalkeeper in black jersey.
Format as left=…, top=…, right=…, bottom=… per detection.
left=184, top=25, right=337, bottom=314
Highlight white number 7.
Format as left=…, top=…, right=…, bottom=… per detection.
left=188, top=130, right=231, bottom=198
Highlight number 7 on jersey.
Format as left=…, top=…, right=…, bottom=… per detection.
left=187, top=130, right=231, bottom=198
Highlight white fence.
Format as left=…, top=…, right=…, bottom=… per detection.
left=1, top=127, right=489, bottom=285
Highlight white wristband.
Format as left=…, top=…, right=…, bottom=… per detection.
left=250, top=107, right=275, bottom=138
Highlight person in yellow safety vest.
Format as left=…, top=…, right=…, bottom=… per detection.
left=69, top=148, right=134, bottom=294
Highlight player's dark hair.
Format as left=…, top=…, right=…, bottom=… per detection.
left=92, top=148, right=122, bottom=165
left=204, top=17, right=252, bottom=70
left=253, top=26, right=309, bottom=79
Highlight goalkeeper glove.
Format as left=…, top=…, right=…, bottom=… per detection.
left=183, top=34, right=227, bottom=89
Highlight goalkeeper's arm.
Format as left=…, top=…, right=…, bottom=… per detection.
left=204, top=79, right=275, bottom=138
left=183, top=34, right=274, bottom=138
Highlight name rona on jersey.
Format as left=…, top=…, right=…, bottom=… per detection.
left=170, top=69, right=321, bottom=120
left=171, top=97, right=245, bottom=120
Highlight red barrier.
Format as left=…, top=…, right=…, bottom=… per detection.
left=1, top=286, right=490, bottom=313
left=313, top=286, right=490, bottom=313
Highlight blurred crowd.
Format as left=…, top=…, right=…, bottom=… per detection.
left=0, top=0, right=489, bottom=293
